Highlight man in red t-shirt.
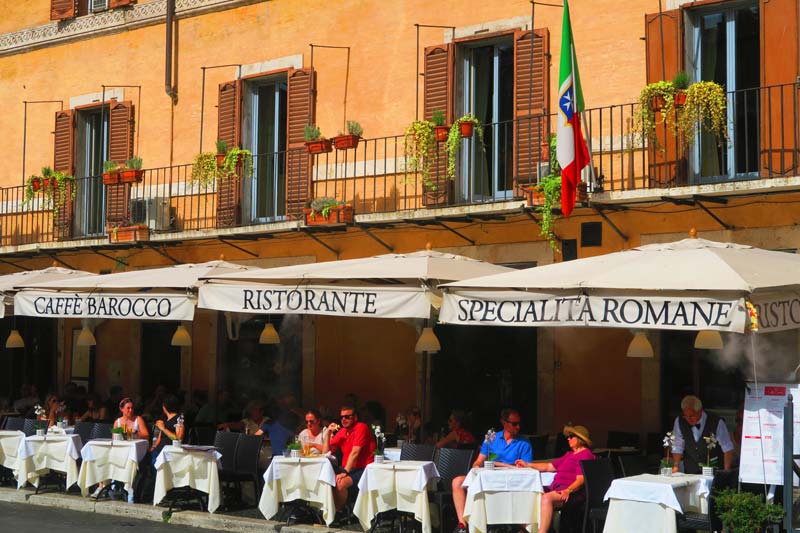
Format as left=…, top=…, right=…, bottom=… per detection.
left=324, top=405, right=376, bottom=510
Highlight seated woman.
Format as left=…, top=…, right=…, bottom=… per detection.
left=80, top=393, right=108, bottom=423
left=217, top=400, right=266, bottom=435
left=436, top=410, right=476, bottom=449
left=113, top=397, right=150, bottom=441
left=150, top=394, right=184, bottom=463
left=298, top=409, right=329, bottom=454
left=404, top=406, right=423, bottom=444
left=39, top=394, right=62, bottom=428
left=516, top=424, right=596, bottom=533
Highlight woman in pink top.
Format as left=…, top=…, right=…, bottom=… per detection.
left=516, top=424, right=596, bottom=533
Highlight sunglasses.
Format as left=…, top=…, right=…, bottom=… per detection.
left=504, top=420, right=521, bottom=427
left=340, top=414, right=354, bottom=420
left=566, top=433, right=577, bottom=439
left=305, top=420, right=317, bottom=425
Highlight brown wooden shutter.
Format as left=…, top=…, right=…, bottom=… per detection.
left=760, top=0, right=800, bottom=176
left=422, top=44, right=454, bottom=206
left=108, top=100, right=135, bottom=164
left=110, top=0, right=136, bottom=8
left=51, top=0, right=77, bottom=20
left=644, top=9, right=685, bottom=187
left=513, top=29, right=550, bottom=195
left=286, top=68, right=314, bottom=220
left=217, top=80, right=242, bottom=149
left=53, top=110, right=75, bottom=174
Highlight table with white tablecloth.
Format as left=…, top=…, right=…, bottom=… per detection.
left=15, top=434, right=82, bottom=489
left=354, top=460, right=440, bottom=533
left=0, top=430, right=23, bottom=471
left=77, top=439, right=148, bottom=497
left=603, top=473, right=711, bottom=533
left=153, top=445, right=222, bottom=513
left=462, top=467, right=548, bottom=533
left=259, top=455, right=337, bottom=525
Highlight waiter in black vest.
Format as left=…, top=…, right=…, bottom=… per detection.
left=671, top=395, right=734, bottom=474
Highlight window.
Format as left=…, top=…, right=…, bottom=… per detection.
left=688, top=3, right=759, bottom=181
left=74, top=106, right=108, bottom=236
left=242, top=76, right=288, bottom=221
left=457, top=37, right=515, bottom=201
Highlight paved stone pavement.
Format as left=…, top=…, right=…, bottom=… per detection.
left=0, top=500, right=205, bottom=532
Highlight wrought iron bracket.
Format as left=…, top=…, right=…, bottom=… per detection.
left=300, top=228, right=340, bottom=258
left=90, top=247, right=128, bottom=268
left=592, top=205, right=629, bottom=242
left=46, top=253, right=77, bottom=270
left=357, top=225, right=394, bottom=253
left=218, top=237, right=259, bottom=258
left=144, top=243, right=182, bottom=264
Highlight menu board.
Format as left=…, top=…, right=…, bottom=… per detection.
left=740, top=383, right=800, bottom=485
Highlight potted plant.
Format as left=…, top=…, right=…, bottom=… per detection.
left=111, top=426, right=125, bottom=442
left=636, top=80, right=678, bottom=141
left=432, top=110, right=449, bottom=142
left=41, top=166, right=55, bottom=190
left=333, top=120, right=363, bottom=150
left=445, top=114, right=484, bottom=181
left=676, top=80, right=728, bottom=144
left=120, top=156, right=144, bottom=183
left=372, top=424, right=386, bottom=463
left=672, top=71, right=690, bottom=107
left=699, top=433, right=718, bottom=477
left=304, top=124, right=332, bottom=155
left=403, top=119, right=436, bottom=189
left=51, top=170, right=76, bottom=217
left=190, top=152, right=220, bottom=188
left=215, top=139, right=229, bottom=166
left=286, top=440, right=302, bottom=458
left=660, top=431, right=676, bottom=476
left=483, top=429, right=497, bottom=470
left=302, top=197, right=353, bottom=225
left=23, top=174, right=43, bottom=205
left=715, top=489, right=783, bottom=533
left=102, top=160, right=122, bottom=185
left=219, top=147, right=253, bottom=180
left=108, top=222, right=149, bottom=243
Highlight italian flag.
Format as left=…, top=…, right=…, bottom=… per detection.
left=556, top=0, right=590, bottom=217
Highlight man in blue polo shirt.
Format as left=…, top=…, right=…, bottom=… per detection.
left=451, top=408, right=533, bottom=533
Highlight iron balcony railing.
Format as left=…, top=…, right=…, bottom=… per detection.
left=0, top=83, right=796, bottom=248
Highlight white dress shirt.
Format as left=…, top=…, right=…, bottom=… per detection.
left=672, top=410, right=734, bottom=455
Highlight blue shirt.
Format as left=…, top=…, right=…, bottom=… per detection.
left=260, top=421, right=293, bottom=456
left=480, top=434, right=533, bottom=463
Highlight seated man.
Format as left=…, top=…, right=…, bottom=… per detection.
left=451, top=408, right=533, bottom=533
left=671, top=395, right=733, bottom=474
left=324, top=405, right=376, bottom=513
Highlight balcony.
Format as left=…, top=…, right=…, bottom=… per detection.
left=1, top=83, right=797, bottom=250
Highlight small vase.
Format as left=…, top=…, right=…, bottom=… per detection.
left=172, top=440, right=182, bottom=449
left=290, top=449, right=300, bottom=458
left=283, top=449, right=291, bottom=458
left=374, top=454, right=385, bottom=464
left=484, top=461, right=495, bottom=470
left=112, top=433, right=123, bottom=442
left=36, top=429, right=45, bottom=437
left=660, top=467, right=673, bottom=477
left=702, top=466, right=714, bottom=477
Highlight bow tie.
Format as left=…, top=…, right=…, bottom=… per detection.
left=694, top=424, right=702, bottom=430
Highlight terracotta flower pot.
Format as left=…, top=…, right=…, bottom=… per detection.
left=216, top=154, right=226, bottom=166
left=674, top=90, right=687, bottom=107
left=333, top=134, right=361, bottom=150
left=103, top=172, right=121, bottom=185
left=108, top=224, right=149, bottom=243
left=525, top=187, right=546, bottom=207
left=30, top=179, right=42, bottom=192
left=459, top=121, right=475, bottom=138
left=650, top=95, right=666, bottom=111
left=305, top=139, right=333, bottom=155
left=434, top=126, right=449, bottom=142
left=303, top=205, right=354, bottom=226
left=120, top=169, right=144, bottom=183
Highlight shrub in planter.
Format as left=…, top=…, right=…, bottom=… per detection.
left=219, top=147, right=253, bottom=180
left=432, top=110, right=449, bottom=142
left=715, top=489, right=783, bottom=533
left=215, top=139, right=229, bottom=166
left=304, top=124, right=332, bottom=154
left=333, top=120, right=364, bottom=150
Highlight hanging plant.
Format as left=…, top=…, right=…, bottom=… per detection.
left=445, top=113, right=484, bottom=181
left=190, top=152, right=220, bottom=188
left=635, top=80, right=678, bottom=142
left=675, top=80, right=728, bottom=144
left=22, top=175, right=43, bottom=206
left=51, top=171, right=76, bottom=219
left=535, top=135, right=561, bottom=251
left=220, top=147, right=253, bottom=181
left=403, top=119, right=436, bottom=188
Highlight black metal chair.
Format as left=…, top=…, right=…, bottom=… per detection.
left=74, top=421, right=93, bottom=445
left=234, top=434, right=264, bottom=500
left=4, top=417, right=24, bottom=431
left=618, top=454, right=649, bottom=477
left=89, top=422, right=112, bottom=440
left=676, top=468, right=738, bottom=532
left=529, top=434, right=549, bottom=458
left=22, top=418, right=37, bottom=437
left=606, top=431, right=639, bottom=449
left=399, top=443, right=435, bottom=461
left=214, top=430, right=243, bottom=509
left=431, top=447, right=474, bottom=532
left=580, top=458, right=615, bottom=533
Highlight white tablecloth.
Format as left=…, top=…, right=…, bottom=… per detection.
left=259, top=456, right=337, bottom=525
left=462, top=468, right=544, bottom=533
left=354, top=460, right=440, bottom=533
left=0, top=430, right=23, bottom=470
left=15, top=434, right=82, bottom=489
left=603, top=473, right=711, bottom=533
left=153, top=445, right=222, bottom=513
left=77, top=439, right=148, bottom=496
